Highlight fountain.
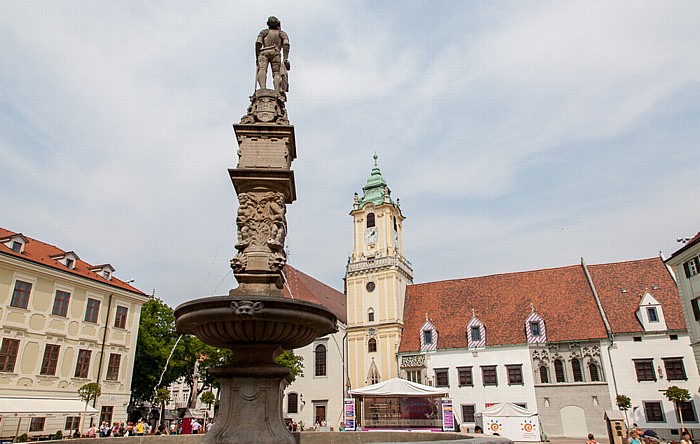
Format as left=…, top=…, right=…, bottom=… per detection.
left=174, top=17, right=338, bottom=444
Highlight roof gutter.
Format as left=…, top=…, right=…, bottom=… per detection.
left=580, top=258, right=620, bottom=398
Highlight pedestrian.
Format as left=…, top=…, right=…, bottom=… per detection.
left=73, top=429, right=80, bottom=438
left=681, top=431, right=693, bottom=444
left=135, top=419, right=146, bottom=436
left=587, top=433, right=599, bottom=444
left=191, top=419, right=201, bottom=434
left=629, top=429, right=642, bottom=444
left=170, top=422, right=177, bottom=435
left=87, top=424, right=97, bottom=438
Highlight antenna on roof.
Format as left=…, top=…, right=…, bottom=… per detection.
left=425, top=313, right=429, bottom=322
left=530, top=302, right=536, bottom=312
left=471, top=308, right=476, bottom=318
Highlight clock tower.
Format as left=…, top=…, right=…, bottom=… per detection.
left=346, top=155, right=413, bottom=390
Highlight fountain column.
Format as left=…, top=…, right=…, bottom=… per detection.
left=175, top=19, right=337, bottom=444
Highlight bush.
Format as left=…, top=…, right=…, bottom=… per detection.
left=17, top=433, right=29, bottom=442
left=53, top=430, right=63, bottom=440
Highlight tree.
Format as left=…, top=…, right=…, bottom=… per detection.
left=200, top=391, right=216, bottom=430
left=276, top=350, right=304, bottom=379
left=616, top=394, right=632, bottom=431
left=78, top=383, right=101, bottom=435
left=665, top=386, right=691, bottom=433
left=131, top=298, right=196, bottom=403
left=155, top=388, right=171, bottom=427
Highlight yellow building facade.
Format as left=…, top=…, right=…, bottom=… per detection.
left=0, top=228, right=148, bottom=438
left=345, top=156, right=413, bottom=391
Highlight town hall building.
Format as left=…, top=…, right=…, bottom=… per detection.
left=345, top=157, right=700, bottom=438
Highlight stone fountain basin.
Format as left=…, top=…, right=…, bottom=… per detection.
left=174, top=295, right=338, bottom=350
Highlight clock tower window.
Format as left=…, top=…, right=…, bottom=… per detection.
left=367, top=213, right=375, bottom=228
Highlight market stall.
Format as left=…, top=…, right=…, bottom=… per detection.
left=475, top=402, right=541, bottom=441
left=349, top=378, right=448, bottom=430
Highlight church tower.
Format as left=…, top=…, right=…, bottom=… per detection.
left=346, top=155, right=413, bottom=390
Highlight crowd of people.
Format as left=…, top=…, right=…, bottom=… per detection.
left=76, top=418, right=212, bottom=438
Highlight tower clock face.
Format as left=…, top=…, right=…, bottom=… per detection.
left=364, top=227, right=378, bottom=244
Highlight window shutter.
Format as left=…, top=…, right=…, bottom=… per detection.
left=685, top=261, right=692, bottom=278
left=692, top=298, right=700, bottom=321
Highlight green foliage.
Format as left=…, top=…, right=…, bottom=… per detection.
left=53, top=430, right=63, bottom=440
left=78, top=382, right=102, bottom=404
left=616, top=394, right=632, bottom=411
left=200, top=391, right=215, bottom=407
left=131, top=297, right=195, bottom=402
left=664, top=386, right=691, bottom=404
left=155, top=388, right=171, bottom=404
left=276, top=350, right=304, bottom=378
left=17, top=433, right=29, bottom=442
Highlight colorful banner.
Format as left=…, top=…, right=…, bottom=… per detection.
left=441, top=399, right=454, bottom=431
left=344, top=398, right=356, bottom=431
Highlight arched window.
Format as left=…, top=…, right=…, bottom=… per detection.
left=367, top=213, right=375, bottom=228
left=589, top=362, right=601, bottom=382
left=287, top=393, right=298, bottom=414
left=368, top=308, right=375, bottom=322
left=554, top=359, right=566, bottom=383
left=571, top=358, right=583, bottom=382
left=368, top=338, right=377, bottom=353
left=540, top=365, right=549, bottom=383
left=369, top=363, right=380, bottom=385
left=314, top=344, right=327, bottom=376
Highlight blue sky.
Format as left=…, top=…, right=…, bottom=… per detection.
left=2, top=2, right=699, bottom=308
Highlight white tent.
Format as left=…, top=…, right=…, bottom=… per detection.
left=475, top=402, right=541, bottom=442
left=349, top=378, right=448, bottom=397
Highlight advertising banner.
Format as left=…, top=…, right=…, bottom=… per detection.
left=441, top=399, right=454, bottom=431
left=344, top=398, right=356, bottom=431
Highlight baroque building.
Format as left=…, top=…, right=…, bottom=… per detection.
left=345, top=155, right=413, bottom=391
left=0, top=228, right=149, bottom=439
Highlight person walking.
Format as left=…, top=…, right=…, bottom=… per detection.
left=587, top=433, right=599, bottom=444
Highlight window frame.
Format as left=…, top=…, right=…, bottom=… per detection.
left=506, top=364, right=523, bottom=385
left=10, top=280, right=32, bottom=309
left=481, top=365, right=498, bottom=386
left=423, top=330, right=433, bottom=345
left=634, top=359, right=657, bottom=382
left=106, top=353, right=121, bottom=381
left=530, top=322, right=541, bottom=337
left=368, top=338, right=377, bottom=353
left=40, top=344, right=60, bottom=376
left=647, top=307, right=659, bottom=323
left=65, top=416, right=81, bottom=431
left=457, top=366, right=473, bottom=387
left=287, top=393, right=298, bottom=414
left=114, top=305, right=128, bottom=329
left=85, top=298, right=101, bottom=323
left=434, top=368, right=449, bottom=387
left=75, top=349, right=92, bottom=379
left=554, top=359, right=566, bottom=383
left=0, top=338, right=21, bottom=372
left=29, top=417, right=46, bottom=432
left=367, top=308, right=375, bottom=322
left=539, top=365, right=550, bottom=384
left=100, top=406, right=114, bottom=425
left=366, top=213, right=375, bottom=228
left=52, top=290, right=71, bottom=317
left=314, top=344, right=327, bottom=377
left=644, top=401, right=665, bottom=423
left=471, top=326, right=481, bottom=342
left=663, top=357, right=688, bottom=381
left=571, top=358, right=584, bottom=382
left=675, top=401, right=698, bottom=423
left=589, top=362, right=601, bottom=382
left=461, top=404, right=476, bottom=423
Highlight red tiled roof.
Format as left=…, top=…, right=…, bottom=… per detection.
left=0, top=227, right=146, bottom=296
left=668, top=231, right=700, bottom=260
left=587, top=257, right=683, bottom=333
left=399, top=264, right=608, bottom=353
left=282, top=265, right=346, bottom=323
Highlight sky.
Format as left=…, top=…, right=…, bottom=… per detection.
left=2, top=1, right=699, bottom=308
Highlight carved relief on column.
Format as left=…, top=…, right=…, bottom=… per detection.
left=231, top=190, right=287, bottom=274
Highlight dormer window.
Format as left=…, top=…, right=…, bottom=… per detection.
left=420, top=318, right=438, bottom=352
left=103, top=270, right=111, bottom=280
left=467, top=313, right=486, bottom=348
left=65, top=258, right=74, bottom=269
left=637, top=292, right=667, bottom=332
left=1, top=233, right=28, bottom=254
left=525, top=309, right=547, bottom=343
left=89, top=264, right=115, bottom=281
left=52, top=251, right=79, bottom=270
left=647, top=307, right=659, bottom=323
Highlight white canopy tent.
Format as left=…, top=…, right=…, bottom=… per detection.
left=349, top=378, right=448, bottom=397
left=0, top=397, right=98, bottom=416
left=475, top=402, right=541, bottom=441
